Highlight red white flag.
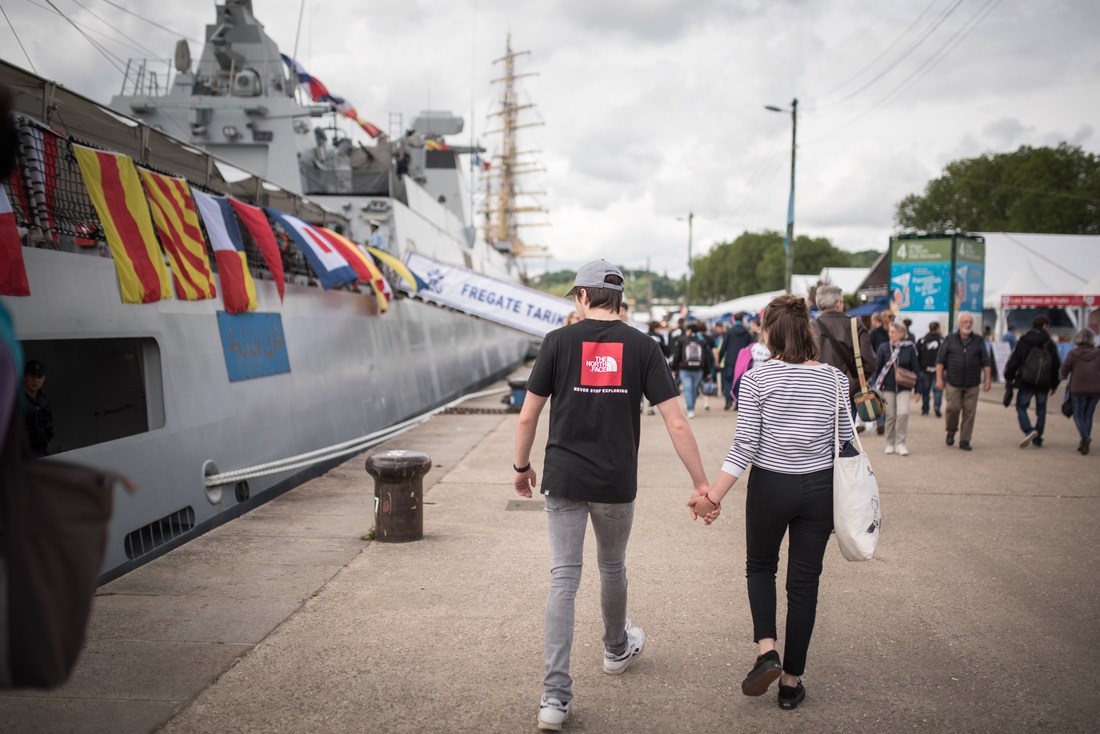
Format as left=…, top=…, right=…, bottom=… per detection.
left=0, top=185, right=31, bottom=296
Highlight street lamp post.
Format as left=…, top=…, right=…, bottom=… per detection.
left=676, top=212, right=694, bottom=311
left=765, top=98, right=797, bottom=294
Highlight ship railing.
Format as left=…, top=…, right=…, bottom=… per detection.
left=202, top=384, right=510, bottom=487
left=119, top=59, right=172, bottom=99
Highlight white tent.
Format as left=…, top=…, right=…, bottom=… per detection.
left=979, top=232, right=1100, bottom=308
left=691, top=290, right=786, bottom=320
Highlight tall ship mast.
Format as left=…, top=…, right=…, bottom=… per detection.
left=483, top=35, right=548, bottom=259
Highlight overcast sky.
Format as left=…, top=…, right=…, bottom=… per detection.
left=3, top=0, right=1098, bottom=277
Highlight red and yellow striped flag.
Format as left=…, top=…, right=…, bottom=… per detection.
left=73, top=146, right=171, bottom=303
left=138, top=168, right=216, bottom=301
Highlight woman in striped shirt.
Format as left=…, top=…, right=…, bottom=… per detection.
left=689, top=294, right=852, bottom=711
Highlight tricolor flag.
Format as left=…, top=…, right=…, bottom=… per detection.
left=364, top=244, right=426, bottom=294
left=0, top=186, right=30, bottom=296
left=264, top=209, right=357, bottom=290
left=314, top=227, right=392, bottom=312
left=72, top=145, right=172, bottom=304
left=281, top=54, right=383, bottom=139
left=138, top=169, right=216, bottom=301
left=424, top=140, right=449, bottom=151
left=193, top=190, right=257, bottom=313
left=229, top=197, right=285, bottom=302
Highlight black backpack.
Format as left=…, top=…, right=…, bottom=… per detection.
left=683, top=339, right=704, bottom=369
left=1018, top=345, right=1053, bottom=388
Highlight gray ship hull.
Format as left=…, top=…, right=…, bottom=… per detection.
left=6, top=247, right=527, bottom=581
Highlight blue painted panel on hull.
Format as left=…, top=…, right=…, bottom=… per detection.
left=216, top=311, right=291, bottom=381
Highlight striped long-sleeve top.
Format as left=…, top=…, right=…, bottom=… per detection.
left=722, top=360, right=853, bottom=478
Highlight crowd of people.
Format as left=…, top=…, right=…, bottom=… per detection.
left=514, top=263, right=1099, bottom=730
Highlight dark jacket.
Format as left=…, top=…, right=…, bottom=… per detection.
left=869, top=325, right=890, bottom=354
left=815, top=311, right=877, bottom=397
left=872, top=340, right=919, bottom=392
left=916, top=331, right=945, bottom=373
left=1004, top=328, right=1061, bottom=392
left=718, top=323, right=753, bottom=375
left=1060, top=344, right=1100, bottom=396
left=936, top=331, right=991, bottom=388
left=21, top=388, right=53, bottom=457
left=675, top=333, right=713, bottom=374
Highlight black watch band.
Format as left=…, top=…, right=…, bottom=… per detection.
left=513, top=463, right=531, bottom=473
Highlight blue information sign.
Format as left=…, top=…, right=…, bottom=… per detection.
left=216, top=311, right=291, bottom=382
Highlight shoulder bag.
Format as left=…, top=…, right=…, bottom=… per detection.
left=832, top=370, right=881, bottom=562
left=1062, top=369, right=1074, bottom=417
left=850, top=318, right=885, bottom=421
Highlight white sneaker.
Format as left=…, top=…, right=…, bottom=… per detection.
left=884, top=444, right=895, bottom=455
left=687, top=410, right=695, bottom=419
left=537, top=697, right=571, bottom=731
left=896, top=443, right=909, bottom=456
left=603, top=620, right=645, bottom=675
left=1020, top=430, right=1039, bottom=448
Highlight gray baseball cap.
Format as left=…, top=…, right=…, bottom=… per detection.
left=564, top=260, right=625, bottom=298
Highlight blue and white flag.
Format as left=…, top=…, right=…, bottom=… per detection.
left=264, top=208, right=357, bottom=290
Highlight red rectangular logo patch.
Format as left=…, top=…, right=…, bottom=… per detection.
left=581, top=342, right=624, bottom=387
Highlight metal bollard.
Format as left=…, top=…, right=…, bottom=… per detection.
left=507, top=378, right=528, bottom=411
left=364, top=450, right=432, bottom=542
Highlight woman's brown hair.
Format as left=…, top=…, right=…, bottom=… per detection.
left=761, top=294, right=818, bottom=364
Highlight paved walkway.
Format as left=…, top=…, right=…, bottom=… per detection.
left=1, top=381, right=1097, bottom=733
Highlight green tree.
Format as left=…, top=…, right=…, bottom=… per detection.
left=691, top=230, right=859, bottom=303
left=895, top=143, right=1100, bottom=234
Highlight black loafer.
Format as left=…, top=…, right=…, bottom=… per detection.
left=778, top=681, right=806, bottom=710
left=945, top=433, right=955, bottom=446
left=959, top=441, right=972, bottom=451
left=741, top=651, right=782, bottom=696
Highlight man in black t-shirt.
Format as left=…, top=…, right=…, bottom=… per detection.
left=514, top=260, right=710, bottom=731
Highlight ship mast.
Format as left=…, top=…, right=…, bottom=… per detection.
left=485, top=34, right=548, bottom=257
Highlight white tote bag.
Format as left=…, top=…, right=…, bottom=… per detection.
left=832, top=371, right=881, bottom=561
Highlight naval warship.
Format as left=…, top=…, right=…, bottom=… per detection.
left=1, top=0, right=535, bottom=581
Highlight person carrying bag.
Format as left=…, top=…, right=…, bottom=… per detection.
left=832, top=371, right=881, bottom=561
left=851, top=318, right=885, bottom=422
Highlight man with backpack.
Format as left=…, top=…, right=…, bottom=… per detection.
left=1004, top=314, right=1062, bottom=448
left=674, top=322, right=713, bottom=418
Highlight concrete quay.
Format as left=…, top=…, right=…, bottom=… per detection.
left=1, top=380, right=1097, bottom=733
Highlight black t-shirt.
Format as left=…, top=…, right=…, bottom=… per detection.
left=526, top=319, right=679, bottom=503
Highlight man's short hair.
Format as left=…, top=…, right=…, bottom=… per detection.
left=1032, top=314, right=1050, bottom=329
left=734, top=311, right=746, bottom=322
left=880, top=309, right=895, bottom=320
left=815, top=285, right=843, bottom=311
left=929, top=321, right=940, bottom=331
left=583, top=275, right=624, bottom=311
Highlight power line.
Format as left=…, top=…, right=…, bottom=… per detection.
left=70, top=0, right=162, bottom=58
left=954, top=175, right=1100, bottom=205
left=812, top=0, right=940, bottom=103
left=44, top=0, right=127, bottom=76
left=822, top=0, right=965, bottom=109
left=804, top=0, right=1002, bottom=146
left=94, top=0, right=201, bottom=44
left=806, top=0, right=901, bottom=89
left=1, top=5, right=38, bottom=73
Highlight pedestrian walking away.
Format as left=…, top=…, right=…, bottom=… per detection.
left=1003, top=315, right=1061, bottom=449
left=719, top=314, right=754, bottom=410
left=916, top=322, right=945, bottom=417
left=513, top=260, right=711, bottom=731
left=688, top=295, right=853, bottom=711
left=674, top=322, right=714, bottom=418
left=871, top=322, right=919, bottom=456
left=813, top=284, right=877, bottom=426
left=936, top=313, right=992, bottom=450
left=1059, top=327, right=1100, bottom=455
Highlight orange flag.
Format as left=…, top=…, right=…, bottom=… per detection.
left=138, top=168, right=216, bottom=301
left=73, top=146, right=171, bottom=303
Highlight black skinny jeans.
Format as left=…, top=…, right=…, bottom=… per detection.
left=745, top=465, right=834, bottom=677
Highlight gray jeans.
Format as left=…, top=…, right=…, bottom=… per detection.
left=543, top=495, right=635, bottom=703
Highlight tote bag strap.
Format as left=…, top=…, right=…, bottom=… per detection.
left=850, top=318, right=870, bottom=392
left=834, top=368, right=866, bottom=456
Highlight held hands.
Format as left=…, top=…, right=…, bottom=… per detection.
left=687, top=485, right=722, bottom=525
left=513, top=468, right=537, bottom=498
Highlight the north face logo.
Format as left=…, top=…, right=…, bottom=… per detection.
left=581, top=342, right=624, bottom=387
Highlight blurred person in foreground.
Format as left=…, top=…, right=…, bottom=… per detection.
left=1059, top=328, right=1100, bottom=455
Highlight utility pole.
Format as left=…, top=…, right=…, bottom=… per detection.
left=766, top=98, right=797, bottom=293
left=687, top=211, right=694, bottom=308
